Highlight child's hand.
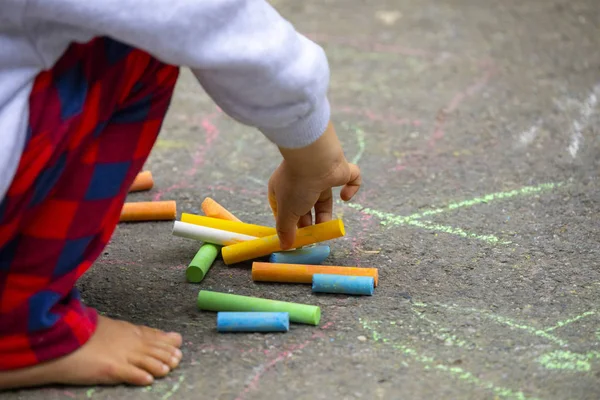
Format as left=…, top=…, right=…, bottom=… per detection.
left=268, top=122, right=361, bottom=249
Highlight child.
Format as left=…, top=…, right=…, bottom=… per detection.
left=0, top=0, right=361, bottom=389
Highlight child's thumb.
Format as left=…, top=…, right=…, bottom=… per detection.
left=276, top=209, right=298, bottom=250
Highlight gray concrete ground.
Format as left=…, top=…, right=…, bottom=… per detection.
left=7, top=0, right=600, bottom=399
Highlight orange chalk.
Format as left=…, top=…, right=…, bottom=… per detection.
left=202, top=197, right=241, bottom=222
left=222, top=220, right=345, bottom=265
left=129, top=171, right=154, bottom=192
left=252, top=262, right=379, bottom=286
left=120, top=201, right=176, bottom=222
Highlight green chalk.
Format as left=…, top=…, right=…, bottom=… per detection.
left=186, top=244, right=220, bottom=283
left=197, top=290, right=321, bottom=325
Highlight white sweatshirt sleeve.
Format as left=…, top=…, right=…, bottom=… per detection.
left=25, top=0, right=331, bottom=148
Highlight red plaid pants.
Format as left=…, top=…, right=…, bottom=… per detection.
left=0, top=38, right=179, bottom=370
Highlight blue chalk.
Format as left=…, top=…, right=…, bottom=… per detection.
left=270, top=245, right=331, bottom=265
left=216, top=312, right=289, bottom=332
left=312, top=274, right=374, bottom=296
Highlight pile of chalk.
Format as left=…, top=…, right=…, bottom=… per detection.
left=172, top=197, right=378, bottom=333
left=118, top=171, right=378, bottom=332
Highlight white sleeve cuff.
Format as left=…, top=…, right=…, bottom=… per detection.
left=258, top=97, right=330, bottom=149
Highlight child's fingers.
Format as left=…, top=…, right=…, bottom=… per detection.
left=276, top=206, right=300, bottom=250
left=314, top=188, right=333, bottom=224
left=340, top=163, right=361, bottom=201
left=268, top=181, right=278, bottom=217
left=298, top=210, right=313, bottom=228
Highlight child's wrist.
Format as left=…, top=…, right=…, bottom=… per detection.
left=278, top=122, right=346, bottom=179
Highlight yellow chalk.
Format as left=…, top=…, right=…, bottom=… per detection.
left=181, top=213, right=277, bottom=237
left=222, top=220, right=345, bottom=265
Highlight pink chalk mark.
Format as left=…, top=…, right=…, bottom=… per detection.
left=349, top=190, right=377, bottom=264
left=235, top=341, right=311, bottom=400
left=320, top=321, right=334, bottom=330
left=185, top=115, right=220, bottom=178
left=153, top=110, right=221, bottom=201
left=198, top=344, right=226, bottom=352
left=235, top=321, right=336, bottom=400
left=152, top=183, right=193, bottom=201
left=428, top=65, right=495, bottom=148
left=390, top=63, right=496, bottom=172
left=389, top=164, right=406, bottom=172
left=198, top=344, right=275, bottom=356
left=98, top=259, right=141, bottom=267
left=308, top=34, right=437, bottom=58
left=337, top=106, right=421, bottom=127
left=205, top=185, right=264, bottom=197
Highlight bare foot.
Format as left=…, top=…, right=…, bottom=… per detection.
left=0, top=315, right=183, bottom=390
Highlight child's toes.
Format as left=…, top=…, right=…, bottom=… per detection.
left=133, top=355, right=170, bottom=378
left=141, top=326, right=182, bottom=347
left=116, top=364, right=154, bottom=386
left=163, top=332, right=183, bottom=347
left=147, top=346, right=181, bottom=369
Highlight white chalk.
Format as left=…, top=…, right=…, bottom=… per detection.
left=172, top=221, right=257, bottom=245
left=567, top=85, right=599, bottom=158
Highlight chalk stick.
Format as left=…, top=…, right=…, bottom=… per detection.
left=172, top=221, right=256, bottom=245
left=202, top=198, right=241, bottom=222
left=197, top=290, right=320, bottom=325
left=221, top=220, right=345, bottom=265
left=120, top=201, right=176, bottom=222
left=252, top=262, right=378, bottom=286
left=270, top=245, right=331, bottom=265
left=216, top=312, right=289, bottom=332
left=128, top=171, right=154, bottom=192
left=312, top=274, right=374, bottom=296
left=181, top=213, right=276, bottom=237
left=186, top=243, right=220, bottom=283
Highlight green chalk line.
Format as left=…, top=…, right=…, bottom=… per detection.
left=409, top=182, right=564, bottom=220
left=346, top=202, right=413, bottom=225
left=544, top=311, right=596, bottom=332
left=347, top=182, right=562, bottom=245
left=86, top=388, right=96, bottom=398
left=429, top=303, right=567, bottom=346
left=162, top=375, right=185, bottom=400
left=411, top=308, right=469, bottom=348
left=416, top=303, right=597, bottom=343
left=360, top=319, right=538, bottom=400
left=538, top=350, right=600, bottom=372
left=406, top=219, right=507, bottom=244
left=348, top=203, right=504, bottom=244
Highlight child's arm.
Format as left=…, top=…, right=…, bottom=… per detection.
left=26, top=0, right=361, bottom=245
left=27, top=0, right=330, bottom=148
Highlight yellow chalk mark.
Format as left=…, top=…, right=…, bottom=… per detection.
left=375, top=10, right=402, bottom=25
left=155, top=139, right=189, bottom=150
